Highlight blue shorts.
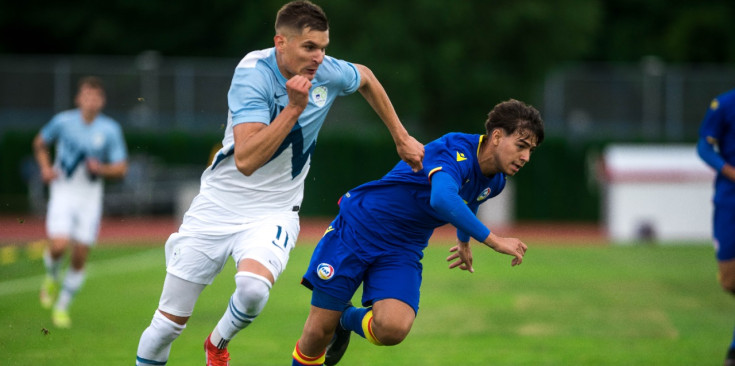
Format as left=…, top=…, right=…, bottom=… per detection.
left=301, top=215, right=423, bottom=313
left=714, top=203, right=735, bottom=261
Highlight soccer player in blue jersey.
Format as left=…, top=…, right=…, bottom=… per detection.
left=135, top=1, right=424, bottom=365
left=290, top=99, right=543, bottom=366
left=696, top=88, right=735, bottom=366
left=33, top=76, right=128, bottom=328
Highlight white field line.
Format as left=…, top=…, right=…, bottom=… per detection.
left=0, top=248, right=164, bottom=297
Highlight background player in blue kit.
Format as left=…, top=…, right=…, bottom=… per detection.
left=135, top=1, right=424, bottom=365
left=696, top=88, right=735, bottom=366
left=33, top=76, right=128, bottom=328
left=290, top=99, right=544, bottom=366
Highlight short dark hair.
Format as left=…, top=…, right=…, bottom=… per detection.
left=485, top=99, right=544, bottom=145
left=77, top=76, right=105, bottom=91
left=275, top=1, right=329, bottom=34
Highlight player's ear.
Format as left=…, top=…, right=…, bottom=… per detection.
left=274, top=34, right=286, bottom=50
left=491, top=128, right=503, bottom=146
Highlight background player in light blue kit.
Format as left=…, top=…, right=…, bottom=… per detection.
left=291, top=99, right=544, bottom=366
left=696, top=88, right=735, bottom=366
left=33, top=75, right=128, bottom=328
left=135, top=1, right=424, bottom=365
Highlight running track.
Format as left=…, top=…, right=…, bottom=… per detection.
left=0, top=215, right=606, bottom=246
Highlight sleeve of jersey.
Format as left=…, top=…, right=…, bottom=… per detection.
left=697, top=99, right=726, bottom=172
left=228, top=68, right=272, bottom=125
left=430, top=171, right=490, bottom=243
left=327, top=56, right=361, bottom=96
left=697, top=136, right=726, bottom=172
left=40, top=114, right=62, bottom=143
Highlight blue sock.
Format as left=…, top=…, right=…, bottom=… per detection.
left=340, top=306, right=370, bottom=338
left=730, top=327, right=735, bottom=350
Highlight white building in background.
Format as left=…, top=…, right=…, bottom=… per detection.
left=600, top=144, right=715, bottom=243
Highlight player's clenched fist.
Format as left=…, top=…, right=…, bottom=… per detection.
left=286, top=75, right=311, bottom=111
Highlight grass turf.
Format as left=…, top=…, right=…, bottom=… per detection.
left=0, top=239, right=730, bottom=365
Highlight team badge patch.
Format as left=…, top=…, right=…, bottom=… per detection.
left=92, top=133, right=105, bottom=148
left=477, top=187, right=491, bottom=201
left=312, top=86, right=328, bottom=107
left=317, top=263, right=334, bottom=280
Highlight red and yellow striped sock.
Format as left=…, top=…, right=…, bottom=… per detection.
left=292, top=341, right=326, bottom=366
left=361, top=310, right=383, bottom=346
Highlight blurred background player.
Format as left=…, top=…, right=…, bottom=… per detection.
left=33, top=75, right=128, bottom=328
left=134, top=1, right=424, bottom=365
left=696, top=88, right=735, bottom=366
left=291, top=99, right=543, bottom=366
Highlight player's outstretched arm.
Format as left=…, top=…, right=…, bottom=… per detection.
left=354, top=63, right=424, bottom=172
left=482, top=232, right=527, bottom=267
left=447, top=240, right=474, bottom=273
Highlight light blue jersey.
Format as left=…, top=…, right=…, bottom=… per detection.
left=40, top=109, right=127, bottom=194
left=200, top=48, right=361, bottom=217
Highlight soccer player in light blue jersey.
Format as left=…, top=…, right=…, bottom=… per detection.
left=33, top=76, right=128, bottom=329
left=291, top=99, right=544, bottom=366
left=135, top=1, right=424, bottom=365
left=696, top=88, right=735, bottom=366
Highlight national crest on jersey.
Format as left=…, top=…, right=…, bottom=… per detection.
left=477, top=187, right=492, bottom=201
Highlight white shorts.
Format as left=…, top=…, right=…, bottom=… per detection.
left=164, top=194, right=300, bottom=285
left=45, top=188, right=103, bottom=245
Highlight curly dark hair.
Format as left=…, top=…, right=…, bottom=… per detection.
left=484, top=99, right=544, bottom=145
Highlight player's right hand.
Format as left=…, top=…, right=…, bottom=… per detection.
left=398, top=135, right=424, bottom=172
left=286, top=75, right=311, bottom=111
left=483, top=232, right=527, bottom=267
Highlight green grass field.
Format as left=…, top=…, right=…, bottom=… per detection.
left=0, top=239, right=731, bottom=365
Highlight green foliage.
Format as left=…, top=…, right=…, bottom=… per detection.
left=0, top=241, right=727, bottom=365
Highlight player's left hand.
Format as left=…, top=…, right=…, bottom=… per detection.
left=447, top=241, right=474, bottom=273
left=397, top=135, right=424, bottom=172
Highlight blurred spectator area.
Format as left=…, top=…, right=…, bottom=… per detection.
left=3, top=53, right=735, bottom=221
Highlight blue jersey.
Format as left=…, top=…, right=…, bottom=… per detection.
left=201, top=48, right=361, bottom=216
left=40, top=109, right=127, bottom=182
left=699, top=88, right=735, bottom=205
left=339, top=132, right=506, bottom=256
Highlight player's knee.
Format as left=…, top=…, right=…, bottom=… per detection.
left=234, top=272, right=272, bottom=314
left=372, top=319, right=410, bottom=346
left=720, top=274, right=735, bottom=294
left=301, top=323, right=334, bottom=346
left=151, top=310, right=186, bottom=342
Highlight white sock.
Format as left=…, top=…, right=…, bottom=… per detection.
left=43, top=249, right=62, bottom=280
left=136, top=310, right=185, bottom=365
left=55, top=268, right=85, bottom=311
left=210, top=272, right=271, bottom=348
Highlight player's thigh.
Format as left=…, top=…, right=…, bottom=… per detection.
left=362, top=249, right=422, bottom=314
left=164, top=232, right=232, bottom=285
left=232, top=214, right=299, bottom=283
left=302, top=217, right=368, bottom=304
left=72, top=197, right=102, bottom=245
left=719, top=260, right=735, bottom=289
left=46, top=193, right=74, bottom=240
